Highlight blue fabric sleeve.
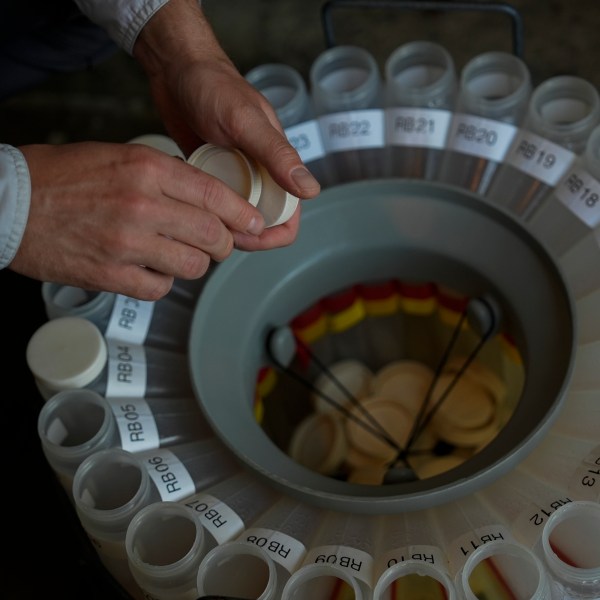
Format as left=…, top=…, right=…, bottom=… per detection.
left=0, top=144, right=31, bottom=269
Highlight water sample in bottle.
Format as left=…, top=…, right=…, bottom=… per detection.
left=26, top=316, right=194, bottom=401
left=486, top=75, right=600, bottom=217
left=245, top=62, right=331, bottom=187
left=437, top=51, right=532, bottom=194
left=309, top=45, right=385, bottom=184
left=42, top=282, right=193, bottom=353
left=526, top=123, right=600, bottom=256
left=37, top=389, right=212, bottom=496
left=384, top=40, right=458, bottom=180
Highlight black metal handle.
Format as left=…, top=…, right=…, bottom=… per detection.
left=321, top=0, right=524, bottom=57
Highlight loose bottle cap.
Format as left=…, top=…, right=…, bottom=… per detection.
left=187, top=144, right=263, bottom=207
left=311, top=358, right=373, bottom=413
left=256, top=163, right=299, bottom=227
left=26, top=317, right=107, bottom=392
left=345, top=396, right=413, bottom=462
left=288, top=411, right=347, bottom=476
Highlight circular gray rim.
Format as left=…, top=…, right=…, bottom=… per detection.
left=188, top=179, right=576, bottom=513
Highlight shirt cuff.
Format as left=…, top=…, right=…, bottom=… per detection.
left=0, top=145, right=31, bottom=269
left=74, top=0, right=172, bottom=54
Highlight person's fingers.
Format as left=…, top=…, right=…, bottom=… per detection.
left=233, top=205, right=302, bottom=251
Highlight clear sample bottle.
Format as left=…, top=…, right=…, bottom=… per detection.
left=526, top=123, right=600, bottom=256
left=309, top=45, right=385, bottom=184
left=486, top=75, right=600, bottom=216
left=125, top=472, right=279, bottom=600
left=72, top=439, right=239, bottom=598
left=26, top=316, right=193, bottom=401
left=37, top=388, right=212, bottom=496
left=540, top=500, right=600, bottom=599
left=437, top=51, right=532, bottom=194
left=41, top=282, right=193, bottom=353
left=433, top=495, right=552, bottom=599
left=384, top=40, right=458, bottom=180
left=557, top=228, right=600, bottom=300
left=282, top=509, right=378, bottom=600
left=372, top=509, right=457, bottom=600
left=245, top=62, right=331, bottom=187
left=188, top=143, right=299, bottom=228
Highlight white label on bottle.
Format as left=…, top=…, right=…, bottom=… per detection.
left=385, top=107, right=452, bottom=149
left=105, top=295, right=155, bottom=344
left=445, top=113, right=517, bottom=161
left=105, top=339, right=147, bottom=397
left=446, top=524, right=514, bottom=573
left=376, top=544, right=448, bottom=579
left=554, top=167, right=600, bottom=227
left=511, top=497, right=574, bottom=548
left=318, top=109, right=385, bottom=153
left=139, top=448, right=196, bottom=501
left=241, top=527, right=307, bottom=573
left=302, top=544, right=374, bottom=586
left=503, top=129, right=576, bottom=185
left=107, top=397, right=160, bottom=451
left=285, top=120, right=326, bottom=163
left=183, top=494, right=245, bottom=545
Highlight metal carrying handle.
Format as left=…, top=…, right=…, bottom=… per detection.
left=321, top=0, right=524, bottom=57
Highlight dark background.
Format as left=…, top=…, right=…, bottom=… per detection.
left=2, top=1, right=599, bottom=598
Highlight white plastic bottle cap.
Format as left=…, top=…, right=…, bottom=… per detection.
left=187, top=144, right=263, bottom=207
left=26, top=316, right=107, bottom=392
left=311, top=358, right=374, bottom=413
left=430, top=373, right=496, bottom=429
left=443, top=356, right=507, bottom=404
left=345, top=396, right=413, bottom=462
left=256, top=163, right=299, bottom=227
left=412, top=453, right=466, bottom=480
left=127, top=134, right=186, bottom=159
left=288, top=411, right=347, bottom=475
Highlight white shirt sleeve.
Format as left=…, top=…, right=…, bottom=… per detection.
left=0, top=145, right=31, bottom=269
left=73, top=0, right=172, bottom=55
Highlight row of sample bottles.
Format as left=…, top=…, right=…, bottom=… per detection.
left=38, top=382, right=599, bottom=600
left=30, top=278, right=600, bottom=600
left=245, top=42, right=599, bottom=260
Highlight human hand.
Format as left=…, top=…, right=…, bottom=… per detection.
left=132, top=0, right=321, bottom=241
left=10, top=142, right=273, bottom=300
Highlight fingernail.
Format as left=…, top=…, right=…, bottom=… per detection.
left=291, top=166, right=319, bottom=191
left=247, top=215, right=265, bottom=235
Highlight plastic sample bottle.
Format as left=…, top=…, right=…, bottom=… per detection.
left=25, top=316, right=193, bottom=401
left=557, top=228, right=600, bottom=300
left=486, top=75, right=600, bottom=216
left=125, top=471, right=280, bottom=600
left=372, top=509, right=457, bottom=600
left=433, top=495, right=553, bottom=599
left=517, top=432, right=600, bottom=502
left=384, top=40, right=458, bottom=180
left=245, top=62, right=331, bottom=187
left=188, top=143, right=299, bottom=228
left=282, top=509, right=378, bottom=600
left=437, top=51, right=532, bottom=194
left=540, top=500, right=600, bottom=599
left=41, top=282, right=193, bottom=353
left=526, top=123, right=600, bottom=256
left=309, top=45, right=385, bottom=184
left=37, top=389, right=212, bottom=496
left=72, top=439, right=239, bottom=598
